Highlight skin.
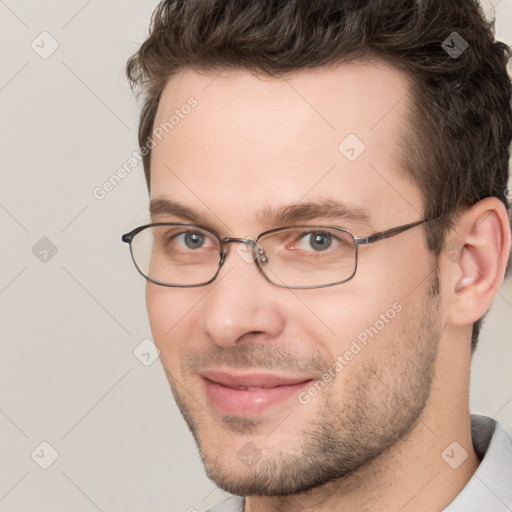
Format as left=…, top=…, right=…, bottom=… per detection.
left=144, top=61, right=510, bottom=511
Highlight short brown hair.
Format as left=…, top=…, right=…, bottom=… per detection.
left=126, top=0, right=512, bottom=351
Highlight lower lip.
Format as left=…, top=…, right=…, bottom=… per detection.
left=202, top=378, right=313, bottom=416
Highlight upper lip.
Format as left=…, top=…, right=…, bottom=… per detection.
left=200, top=369, right=314, bottom=389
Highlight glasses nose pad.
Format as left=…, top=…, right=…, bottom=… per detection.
left=233, top=239, right=269, bottom=265
left=256, top=245, right=268, bottom=265
left=234, top=239, right=258, bottom=264
left=219, top=247, right=228, bottom=266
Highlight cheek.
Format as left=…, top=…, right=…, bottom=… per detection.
left=283, top=290, right=386, bottom=363
left=145, top=284, right=201, bottom=361
left=303, top=284, right=386, bottom=328
left=290, top=280, right=411, bottom=368
left=146, top=284, right=171, bottom=339
left=363, top=232, right=432, bottom=293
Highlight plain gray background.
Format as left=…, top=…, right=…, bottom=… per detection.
left=0, top=1, right=511, bottom=511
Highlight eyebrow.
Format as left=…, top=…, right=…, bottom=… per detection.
left=150, top=198, right=199, bottom=222
left=257, top=199, right=371, bottom=228
left=149, top=197, right=371, bottom=228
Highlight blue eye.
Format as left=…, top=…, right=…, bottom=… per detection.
left=183, top=231, right=206, bottom=249
left=307, top=232, right=332, bottom=251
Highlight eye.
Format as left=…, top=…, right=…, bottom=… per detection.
left=181, top=231, right=206, bottom=249
left=155, top=227, right=217, bottom=252
left=297, top=231, right=333, bottom=251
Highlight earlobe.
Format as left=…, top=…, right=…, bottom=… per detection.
left=445, top=198, right=511, bottom=327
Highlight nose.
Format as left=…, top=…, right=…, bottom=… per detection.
left=201, top=240, right=286, bottom=348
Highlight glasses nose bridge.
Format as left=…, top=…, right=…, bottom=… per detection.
left=220, top=237, right=267, bottom=264
left=222, top=236, right=257, bottom=253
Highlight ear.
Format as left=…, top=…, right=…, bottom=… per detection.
left=443, top=197, right=511, bottom=328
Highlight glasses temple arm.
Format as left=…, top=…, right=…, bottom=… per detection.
left=357, top=217, right=437, bottom=245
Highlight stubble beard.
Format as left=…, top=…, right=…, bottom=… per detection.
left=166, top=275, right=442, bottom=497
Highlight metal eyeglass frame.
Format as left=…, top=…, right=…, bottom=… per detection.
left=121, top=217, right=438, bottom=289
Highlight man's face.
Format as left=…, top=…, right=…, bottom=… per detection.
left=146, top=62, right=443, bottom=496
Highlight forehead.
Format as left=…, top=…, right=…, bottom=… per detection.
left=150, top=62, right=422, bottom=231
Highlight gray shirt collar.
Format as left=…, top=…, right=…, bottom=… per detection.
left=444, top=414, right=512, bottom=511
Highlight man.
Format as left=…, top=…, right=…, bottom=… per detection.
left=122, top=1, right=512, bottom=510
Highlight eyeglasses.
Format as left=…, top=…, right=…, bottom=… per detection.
left=121, top=218, right=436, bottom=289
left=121, top=219, right=437, bottom=289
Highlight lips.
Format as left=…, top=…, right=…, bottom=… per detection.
left=200, top=369, right=314, bottom=416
